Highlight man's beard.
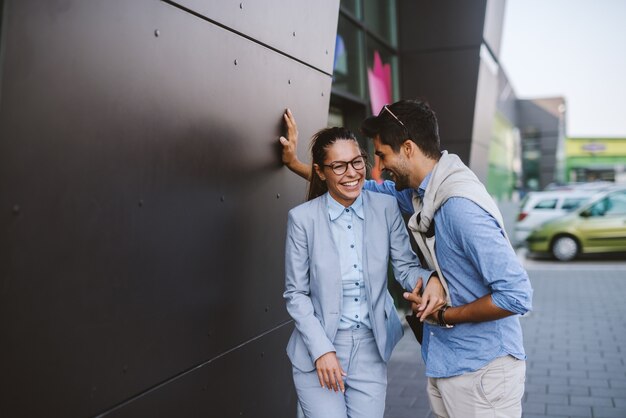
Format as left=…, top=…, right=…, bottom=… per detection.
left=393, top=170, right=412, bottom=191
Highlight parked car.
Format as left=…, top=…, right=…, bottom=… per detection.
left=514, top=190, right=591, bottom=245
left=526, top=187, right=626, bottom=261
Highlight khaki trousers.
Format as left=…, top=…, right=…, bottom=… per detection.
left=427, top=355, right=526, bottom=418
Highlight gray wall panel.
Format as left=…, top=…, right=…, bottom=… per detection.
left=104, top=323, right=296, bottom=418
left=483, top=0, right=506, bottom=56
left=400, top=49, right=481, bottom=162
left=0, top=0, right=336, bottom=416
left=398, top=0, right=486, bottom=51
left=171, top=0, right=339, bottom=74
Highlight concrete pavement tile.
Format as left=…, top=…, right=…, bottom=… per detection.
left=569, top=377, right=609, bottom=388
left=569, top=395, right=614, bottom=406
left=609, top=379, right=626, bottom=388
left=528, top=376, right=568, bottom=385
left=548, top=384, right=590, bottom=396
left=530, top=360, right=569, bottom=370
left=588, top=370, right=626, bottom=379
left=521, top=401, right=546, bottom=414
left=614, top=398, right=626, bottom=407
left=590, top=387, right=626, bottom=398
left=384, top=404, right=430, bottom=418
left=549, top=369, right=588, bottom=378
left=384, top=395, right=416, bottom=407
left=591, top=406, right=626, bottom=418
left=525, top=393, right=568, bottom=404
left=526, top=367, right=549, bottom=377
left=569, top=361, right=607, bottom=371
left=546, top=404, right=592, bottom=417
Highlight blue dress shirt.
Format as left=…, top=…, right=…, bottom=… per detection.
left=326, top=193, right=372, bottom=330
left=364, top=178, right=533, bottom=377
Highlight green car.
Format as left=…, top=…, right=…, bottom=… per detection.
left=526, top=187, right=626, bottom=261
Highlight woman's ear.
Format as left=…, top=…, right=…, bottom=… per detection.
left=313, top=164, right=326, bottom=181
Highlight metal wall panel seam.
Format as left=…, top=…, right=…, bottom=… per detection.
left=161, top=0, right=333, bottom=77
left=92, top=319, right=295, bottom=418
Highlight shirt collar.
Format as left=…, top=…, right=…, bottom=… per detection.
left=417, top=172, right=433, bottom=198
left=327, top=193, right=364, bottom=221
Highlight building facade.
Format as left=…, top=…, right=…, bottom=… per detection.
left=0, top=1, right=562, bottom=417
left=565, top=137, right=626, bottom=183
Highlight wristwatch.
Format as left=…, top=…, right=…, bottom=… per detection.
left=437, top=305, right=454, bottom=328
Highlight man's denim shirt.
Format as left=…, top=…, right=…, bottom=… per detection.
left=364, top=178, right=533, bottom=378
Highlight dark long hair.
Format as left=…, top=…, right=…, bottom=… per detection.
left=306, top=127, right=363, bottom=201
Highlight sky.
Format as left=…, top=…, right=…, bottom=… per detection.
left=500, top=0, right=626, bottom=138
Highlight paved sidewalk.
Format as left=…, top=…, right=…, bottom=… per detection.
left=384, top=257, right=626, bottom=418
left=384, top=319, right=431, bottom=418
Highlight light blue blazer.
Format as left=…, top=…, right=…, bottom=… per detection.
left=284, top=190, right=433, bottom=372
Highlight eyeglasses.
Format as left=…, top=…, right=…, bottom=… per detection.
left=323, top=156, right=366, bottom=175
left=379, top=104, right=409, bottom=137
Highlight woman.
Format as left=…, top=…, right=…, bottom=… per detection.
left=283, top=126, right=444, bottom=418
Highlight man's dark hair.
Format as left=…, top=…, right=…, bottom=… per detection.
left=361, top=99, right=441, bottom=160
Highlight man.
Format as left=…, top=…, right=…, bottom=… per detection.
left=279, top=100, right=533, bottom=418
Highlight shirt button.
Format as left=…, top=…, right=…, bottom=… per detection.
left=345, top=208, right=349, bottom=213
left=347, top=225, right=352, bottom=229
left=355, top=282, right=359, bottom=286
left=355, top=315, right=359, bottom=318
left=351, top=244, right=355, bottom=248
left=356, top=325, right=360, bottom=328
left=353, top=264, right=357, bottom=268
left=430, top=332, right=434, bottom=336
left=354, top=298, right=358, bottom=302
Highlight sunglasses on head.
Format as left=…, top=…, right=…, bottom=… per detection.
left=378, top=104, right=410, bottom=139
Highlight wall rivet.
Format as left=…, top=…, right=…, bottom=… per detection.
left=276, top=193, right=280, bottom=199
left=122, top=365, right=128, bottom=374
left=220, top=196, right=225, bottom=202
left=292, top=31, right=296, bottom=37
left=234, top=59, right=238, bottom=66
left=260, top=352, right=265, bottom=358
left=326, top=49, right=329, bottom=55
left=265, top=306, right=269, bottom=312
left=12, top=205, right=20, bottom=214
left=239, top=2, right=243, bottom=9
left=288, top=79, right=291, bottom=85
left=154, top=29, right=160, bottom=37
left=321, top=92, right=324, bottom=97
left=138, top=200, right=144, bottom=207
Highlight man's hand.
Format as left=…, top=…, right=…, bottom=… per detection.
left=404, top=275, right=447, bottom=322
left=418, top=275, right=447, bottom=321
left=315, top=351, right=347, bottom=393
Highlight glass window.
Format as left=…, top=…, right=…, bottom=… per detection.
left=327, top=106, right=345, bottom=128
left=606, top=192, right=626, bottom=215
left=340, top=0, right=361, bottom=19
left=561, top=198, right=588, bottom=211
left=334, top=16, right=365, bottom=98
left=589, top=198, right=609, bottom=217
left=363, top=0, right=397, bottom=46
left=365, top=37, right=399, bottom=113
left=534, top=199, right=557, bottom=210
